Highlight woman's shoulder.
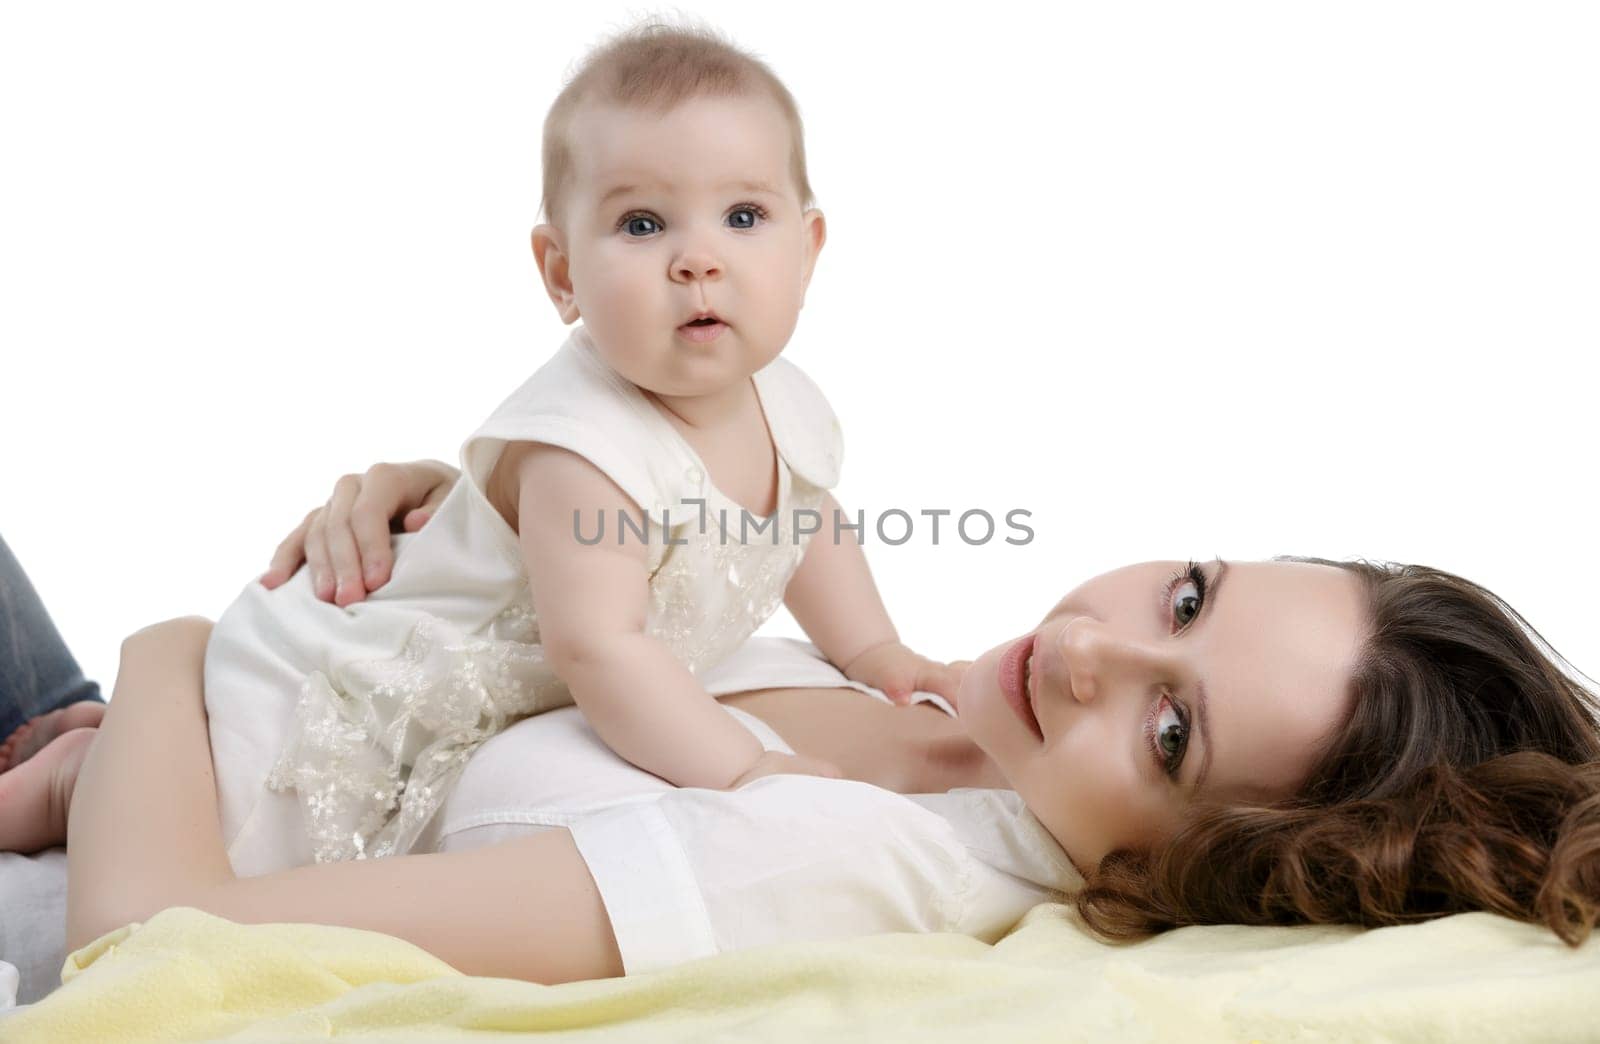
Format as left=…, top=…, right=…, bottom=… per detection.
left=567, top=774, right=1009, bottom=973
left=904, top=788, right=1083, bottom=892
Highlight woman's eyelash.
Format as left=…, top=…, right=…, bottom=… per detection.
left=1145, top=693, right=1191, bottom=778
left=1162, top=560, right=1210, bottom=631
left=614, top=201, right=770, bottom=232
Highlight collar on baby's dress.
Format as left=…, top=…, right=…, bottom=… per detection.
left=570, top=323, right=844, bottom=503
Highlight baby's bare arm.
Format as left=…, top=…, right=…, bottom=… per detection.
left=785, top=492, right=965, bottom=706
left=513, top=443, right=766, bottom=789
left=784, top=491, right=900, bottom=670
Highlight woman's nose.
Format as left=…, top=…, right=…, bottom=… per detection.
left=1052, top=616, right=1178, bottom=705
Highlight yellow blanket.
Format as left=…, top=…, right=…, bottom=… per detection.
left=5, top=904, right=1598, bottom=1042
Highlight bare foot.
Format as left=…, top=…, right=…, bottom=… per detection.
left=0, top=727, right=96, bottom=853
left=0, top=702, right=106, bottom=773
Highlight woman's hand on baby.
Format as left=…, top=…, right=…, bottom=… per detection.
left=260, top=460, right=460, bottom=606
left=842, top=641, right=967, bottom=710
left=725, top=750, right=844, bottom=789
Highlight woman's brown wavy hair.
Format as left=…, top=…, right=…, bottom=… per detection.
left=1073, top=557, right=1600, bottom=946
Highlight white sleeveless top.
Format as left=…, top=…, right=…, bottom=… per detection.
left=207, top=325, right=842, bottom=867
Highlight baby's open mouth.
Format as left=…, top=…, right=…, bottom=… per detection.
left=676, top=315, right=727, bottom=342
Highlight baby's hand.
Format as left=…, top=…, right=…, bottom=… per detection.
left=842, top=641, right=967, bottom=710
left=725, top=750, right=844, bottom=790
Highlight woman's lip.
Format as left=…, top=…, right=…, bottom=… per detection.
left=998, top=634, right=1043, bottom=742
left=676, top=320, right=726, bottom=343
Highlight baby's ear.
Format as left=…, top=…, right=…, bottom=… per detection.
left=530, top=224, right=581, bottom=322
left=800, top=208, right=827, bottom=294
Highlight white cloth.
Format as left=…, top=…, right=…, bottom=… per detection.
left=417, top=637, right=1082, bottom=976
left=0, top=849, right=68, bottom=1005
left=204, top=324, right=843, bottom=875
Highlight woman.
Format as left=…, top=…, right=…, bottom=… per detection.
left=2, top=461, right=1598, bottom=992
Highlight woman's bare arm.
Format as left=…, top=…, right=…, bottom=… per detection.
left=193, top=824, right=624, bottom=982
left=65, top=619, right=623, bottom=983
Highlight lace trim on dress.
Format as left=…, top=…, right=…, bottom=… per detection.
left=648, top=477, right=826, bottom=674
left=267, top=471, right=827, bottom=865
left=266, top=604, right=567, bottom=863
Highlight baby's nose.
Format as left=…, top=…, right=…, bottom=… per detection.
left=672, top=251, right=722, bottom=281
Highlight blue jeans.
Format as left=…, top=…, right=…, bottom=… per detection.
left=0, top=533, right=104, bottom=741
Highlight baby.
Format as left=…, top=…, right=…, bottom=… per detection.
left=197, top=19, right=962, bottom=874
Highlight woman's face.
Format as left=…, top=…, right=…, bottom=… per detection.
left=956, top=559, right=1366, bottom=873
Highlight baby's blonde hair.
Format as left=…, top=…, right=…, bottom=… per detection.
left=540, top=15, right=815, bottom=232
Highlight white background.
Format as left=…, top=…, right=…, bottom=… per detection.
left=3, top=2, right=1596, bottom=694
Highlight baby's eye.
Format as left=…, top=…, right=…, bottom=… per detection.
left=621, top=214, right=661, bottom=237
left=727, top=206, right=763, bottom=230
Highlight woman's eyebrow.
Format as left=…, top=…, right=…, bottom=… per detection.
left=1190, top=559, right=1228, bottom=792
left=1192, top=679, right=1214, bottom=792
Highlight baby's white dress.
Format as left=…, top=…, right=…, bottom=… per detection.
left=204, top=324, right=843, bottom=876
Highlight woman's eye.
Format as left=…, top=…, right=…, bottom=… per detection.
left=622, top=214, right=660, bottom=237
left=727, top=207, right=762, bottom=229
left=1172, top=579, right=1202, bottom=628
left=1156, top=699, right=1188, bottom=769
